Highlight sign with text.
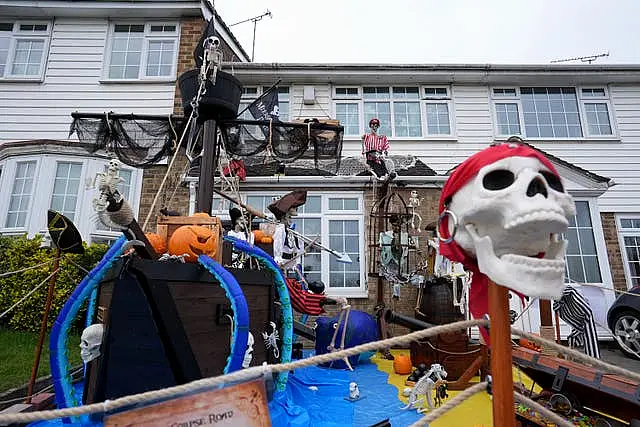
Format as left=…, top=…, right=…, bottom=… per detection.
left=105, top=379, right=271, bottom=427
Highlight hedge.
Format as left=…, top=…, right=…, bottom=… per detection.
left=0, top=234, right=109, bottom=332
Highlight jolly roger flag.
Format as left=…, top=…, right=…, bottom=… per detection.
left=248, top=88, right=280, bottom=122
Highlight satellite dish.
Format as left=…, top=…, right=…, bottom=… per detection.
left=47, top=210, right=84, bottom=254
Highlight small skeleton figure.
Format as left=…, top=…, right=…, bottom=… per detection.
left=262, top=321, right=280, bottom=359
left=408, top=190, right=423, bottom=232
left=402, top=363, right=448, bottom=412
left=93, top=158, right=125, bottom=198
left=80, top=324, right=104, bottom=363
left=242, top=332, right=255, bottom=369
left=349, top=382, right=360, bottom=400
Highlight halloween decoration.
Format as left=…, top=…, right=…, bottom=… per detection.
left=47, top=210, right=84, bottom=254
left=227, top=207, right=253, bottom=268
left=553, top=285, right=600, bottom=358
left=347, top=382, right=361, bottom=401
left=168, top=225, right=219, bottom=262
left=269, top=190, right=307, bottom=265
left=407, top=190, right=423, bottom=233
left=192, top=212, right=211, bottom=218
left=362, top=118, right=396, bottom=181
left=263, top=321, right=280, bottom=359
left=145, top=232, right=167, bottom=254
left=242, top=332, right=254, bottom=368
left=80, top=324, right=104, bottom=363
left=393, top=354, right=413, bottom=375
left=402, top=363, right=448, bottom=413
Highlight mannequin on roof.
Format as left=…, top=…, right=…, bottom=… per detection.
left=362, top=118, right=396, bottom=181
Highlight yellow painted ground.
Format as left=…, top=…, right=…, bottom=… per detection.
left=370, top=350, right=542, bottom=427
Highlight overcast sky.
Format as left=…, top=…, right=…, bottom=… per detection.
left=215, top=0, right=639, bottom=64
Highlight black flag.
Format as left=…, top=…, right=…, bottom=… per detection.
left=194, top=0, right=216, bottom=68
left=248, top=88, right=280, bottom=121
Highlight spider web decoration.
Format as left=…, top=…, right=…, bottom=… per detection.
left=219, top=119, right=344, bottom=174
left=69, top=113, right=182, bottom=168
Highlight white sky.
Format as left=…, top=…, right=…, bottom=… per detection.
left=215, top=0, right=639, bottom=64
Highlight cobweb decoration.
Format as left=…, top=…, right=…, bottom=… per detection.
left=69, top=113, right=182, bottom=168
left=218, top=119, right=344, bottom=174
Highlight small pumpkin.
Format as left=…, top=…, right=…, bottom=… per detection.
left=192, top=212, right=210, bottom=218
left=145, top=232, right=167, bottom=254
left=260, top=236, right=273, bottom=244
left=168, top=225, right=218, bottom=262
left=252, top=229, right=265, bottom=242
left=393, top=354, right=413, bottom=375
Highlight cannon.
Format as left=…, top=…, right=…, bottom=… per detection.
left=384, top=310, right=435, bottom=331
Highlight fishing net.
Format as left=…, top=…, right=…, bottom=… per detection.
left=69, top=113, right=182, bottom=168
left=218, top=119, right=344, bottom=174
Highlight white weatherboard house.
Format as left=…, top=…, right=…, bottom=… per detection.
left=209, top=62, right=640, bottom=337
left=0, top=0, right=247, bottom=244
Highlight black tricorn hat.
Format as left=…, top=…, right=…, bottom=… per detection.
left=229, top=207, right=243, bottom=224
left=268, top=190, right=307, bottom=219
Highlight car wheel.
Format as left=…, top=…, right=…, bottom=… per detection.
left=613, top=310, right=640, bottom=360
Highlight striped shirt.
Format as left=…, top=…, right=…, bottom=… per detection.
left=362, top=133, right=389, bottom=154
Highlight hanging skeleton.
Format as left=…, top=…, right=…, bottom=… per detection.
left=407, top=190, right=423, bottom=233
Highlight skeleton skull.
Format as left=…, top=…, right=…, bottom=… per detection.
left=242, top=332, right=254, bottom=369
left=447, top=156, right=575, bottom=299
left=80, top=324, right=104, bottom=363
left=107, top=158, right=120, bottom=173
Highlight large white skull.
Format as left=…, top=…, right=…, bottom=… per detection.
left=447, top=156, right=575, bottom=299
left=242, top=332, right=254, bottom=369
left=80, top=324, right=104, bottom=363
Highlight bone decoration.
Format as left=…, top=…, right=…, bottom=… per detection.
left=446, top=156, right=575, bottom=300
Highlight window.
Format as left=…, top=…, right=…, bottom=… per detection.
left=564, top=201, right=602, bottom=284
left=6, top=161, right=36, bottom=228
left=363, top=86, right=421, bottom=137
left=491, top=87, right=614, bottom=138
left=50, top=162, right=82, bottom=221
left=334, top=87, right=361, bottom=137
left=423, top=87, right=452, bottom=136
left=617, top=216, right=640, bottom=288
left=212, top=192, right=366, bottom=296
left=0, top=22, right=50, bottom=79
left=106, top=23, right=178, bottom=80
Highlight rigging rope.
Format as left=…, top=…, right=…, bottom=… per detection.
left=0, top=268, right=59, bottom=320
left=0, top=260, right=54, bottom=278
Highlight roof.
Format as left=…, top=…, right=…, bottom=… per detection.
left=202, top=1, right=251, bottom=62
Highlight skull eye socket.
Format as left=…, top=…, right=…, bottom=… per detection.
left=540, top=171, right=564, bottom=192
left=482, top=169, right=515, bottom=190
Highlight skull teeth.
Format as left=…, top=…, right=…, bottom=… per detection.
left=504, top=210, right=568, bottom=230
left=501, top=253, right=565, bottom=272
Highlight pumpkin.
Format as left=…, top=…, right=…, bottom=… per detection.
left=168, top=225, right=218, bottom=262
left=192, top=212, right=210, bottom=218
left=393, top=354, right=413, bottom=375
left=260, top=236, right=273, bottom=244
left=145, top=232, right=167, bottom=254
left=252, top=229, right=265, bottom=242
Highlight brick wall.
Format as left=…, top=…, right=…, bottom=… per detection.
left=601, top=212, right=628, bottom=291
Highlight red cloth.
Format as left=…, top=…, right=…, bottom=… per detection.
left=285, top=278, right=326, bottom=316
left=438, top=143, right=559, bottom=345
left=362, top=133, right=389, bottom=154
left=223, top=159, right=246, bottom=181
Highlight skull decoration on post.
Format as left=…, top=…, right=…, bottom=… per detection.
left=438, top=140, right=575, bottom=333
left=242, top=332, right=255, bottom=369
left=80, top=324, right=104, bottom=363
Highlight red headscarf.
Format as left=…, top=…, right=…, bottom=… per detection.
left=438, top=142, right=559, bottom=344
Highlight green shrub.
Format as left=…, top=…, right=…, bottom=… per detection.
left=0, top=234, right=108, bottom=332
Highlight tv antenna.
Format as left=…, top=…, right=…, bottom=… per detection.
left=551, top=51, right=609, bottom=64
left=229, top=10, right=273, bottom=62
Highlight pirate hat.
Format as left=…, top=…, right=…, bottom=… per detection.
left=229, top=207, right=243, bottom=225
left=268, top=190, right=307, bottom=219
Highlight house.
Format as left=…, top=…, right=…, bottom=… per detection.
left=168, top=62, right=640, bottom=337
left=0, top=0, right=248, bottom=244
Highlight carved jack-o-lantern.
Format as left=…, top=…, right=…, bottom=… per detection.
left=168, top=225, right=218, bottom=262
left=145, top=232, right=167, bottom=254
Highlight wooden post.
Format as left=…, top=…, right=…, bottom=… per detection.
left=196, top=119, right=217, bottom=214
left=25, top=249, right=61, bottom=403
left=487, top=279, right=515, bottom=427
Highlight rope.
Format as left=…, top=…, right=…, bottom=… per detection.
left=514, top=391, right=574, bottom=427
left=0, top=268, right=59, bottom=320
left=409, top=382, right=487, bottom=427
left=511, top=326, right=640, bottom=382
left=0, top=260, right=54, bottom=278
left=0, top=319, right=486, bottom=424
left=424, top=339, right=482, bottom=356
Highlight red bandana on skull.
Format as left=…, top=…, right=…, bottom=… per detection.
left=438, top=143, right=560, bottom=345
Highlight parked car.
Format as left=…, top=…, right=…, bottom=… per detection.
left=606, top=286, right=640, bottom=359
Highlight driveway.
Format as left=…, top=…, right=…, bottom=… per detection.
left=599, top=342, right=640, bottom=372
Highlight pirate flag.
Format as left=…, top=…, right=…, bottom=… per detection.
left=194, top=0, right=216, bottom=69
left=248, top=88, right=280, bottom=122
left=47, top=210, right=84, bottom=254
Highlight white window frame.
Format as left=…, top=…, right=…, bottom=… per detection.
left=0, top=21, right=51, bottom=81
left=102, top=22, right=180, bottom=82
left=490, top=86, right=617, bottom=140
left=421, top=85, right=455, bottom=138
left=50, top=161, right=84, bottom=222
left=333, top=86, right=362, bottom=138
left=3, top=158, right=40, bottom=231
left=211, top=191, right=367, bottom=298
left=616, top=214, right=640, bottom=290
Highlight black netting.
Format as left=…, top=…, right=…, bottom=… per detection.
left=69, top=113, right=182, bottom=168
left=219, top=119, right=343, bottom=173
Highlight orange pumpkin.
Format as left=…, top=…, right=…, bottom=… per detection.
left=393, top=354, right=413, bottom=375
left=260, top=236, right=273, bottom=244
left=145, top=232, right=167, bottom=254
left=168, top=225, right=218, bottom=262
left=192, top=212, right=210, bottom=218
left=252, top=229, right=265, bottom=242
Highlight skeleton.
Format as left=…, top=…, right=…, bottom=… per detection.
left=407, top=190, right=423, bottom=232
left=401, top=363, right=448, bottom=412
left=242, top=332, right=255, bottom=369
left=80, top=324, right=104, bottom=363
left=262, top=321, right=280, bottom=359
left=444, top=155, right=575, bottom=299
left=348, top=382, right=360, bottom=400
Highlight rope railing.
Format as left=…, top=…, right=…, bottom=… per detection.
left=1, top=317, right=638, bottom=425
left=0, top=260, right=54, bottom=278
left=0, top=268, right=59, bottom=320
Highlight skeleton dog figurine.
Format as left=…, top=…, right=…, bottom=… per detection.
left=402, top=363, right=448, bottom=412
left=437, top=139, right=575, bottom=343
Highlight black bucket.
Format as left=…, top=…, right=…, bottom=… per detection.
left=178, top=69, right=242, bottom=120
